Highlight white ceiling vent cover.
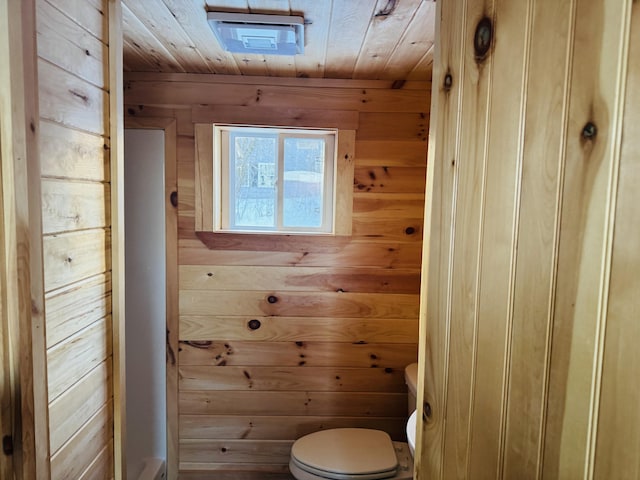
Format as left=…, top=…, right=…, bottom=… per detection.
left=207, top=12, right=304, bottom=56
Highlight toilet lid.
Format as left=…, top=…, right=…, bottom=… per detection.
left=291, top=429, right=398, bottom=479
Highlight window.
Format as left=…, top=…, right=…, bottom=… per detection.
left=217, top=126, right=336, bottom=234
left=194, top=123, right=354, bottom=238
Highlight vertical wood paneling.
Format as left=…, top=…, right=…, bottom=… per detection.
left=467, top=0, right=530, bottom=476
left=415, top=0, right=464, bottom=477
left=442, top=0, right=493, bottom=477
left=424, top=0, right=637, bottom=478
left=125, top=74, right=429, bottom=476
left=593, top=6, right=640, bottom=477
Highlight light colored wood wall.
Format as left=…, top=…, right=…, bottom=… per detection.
left=37, top=0, right=117, bottom=478
left=417, top=0, right=639, bottom=478
left=124, top=73, right=430, bottom=477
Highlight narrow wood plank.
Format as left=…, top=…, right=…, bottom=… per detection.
left=179, top=265, right=421, bottom=294
left=353, top=193, right=426, bottom=219
left=108, top=3, right=125, bottom=477
left=124, top=81, right=431, bottom=113
left=38, top=59, right=108, bottom=136
left=289, top=0, right=329, bottom=78
left=353, top=166, right=427, bottom=194
left=416, top=0, right=465, bottom=476
left=41, top=179, right=110, bottom=234
left=357, top=112, right=428, bottom=141
left=592, top=3, right=639, bottom=478
left=122, top=0, right=211, bottom=73
left=180, top=439, right=293, bottom=465
left=47, top=317, right=112, bottom=402
left=179, top=316, right=418, bottom=344
left=179, top=415, right=406, bottom=440
left=194, top=123, right=213, bottom=232
left=37, top=0, right=107, bottom=88
left=77, top=440, right=114, bottom=480
left=43, top=228, right=110, bottom=292
left=324, top=0, right=377, bottom=79
left=191, top=106, right=359, bottom=131
left=381, top=1, right=437, bottom=81
left=180, top=391, right=407, bottom=417
left=179, top=238, right=422, bottom=268
left=179, top=366, right=406, bottom=392
left=45, top=272, right=111, bottom=348
left=442, top=1, right=493, bottom=476
left=50, top=400, right=114, bottom=480
left=121, top=2, right=185, bottom=72
left=45, top=0, right=108, bottom=42
left=40, top=120, right=109, bottom=182
left=353, top=0, right=424, bottom=80
left=124, top=72, right=431, bottom=91
left=179, top=290, right=419, bottom=318
left=335, top=129, right=355, bottom=235
left=179, top=341, right=418, bottom=369
left=351, top=216, right=423, bottom=241
left=0, top=1, right=50, bottom=476
left=468, top=0, right=532, bottom=477
left=178, top=465, right=291, bottom=479
left=48, top=360, right=112, bottom=454
left=355, top=141, right=427, bottom=167
left=542, top=0, right=631, bottom=477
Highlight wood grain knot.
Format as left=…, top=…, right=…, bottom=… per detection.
left=474, top=17, right=493, bottom=60
left=423, top=402, right=432, bottom=419
left=248, top=319, right=261, bottom=330
left=267, top=295, right=278, bottom=304
left=582, top=122, right=597, bottom=140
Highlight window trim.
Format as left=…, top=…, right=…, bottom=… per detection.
left=195, top=123, right=355, bottom=238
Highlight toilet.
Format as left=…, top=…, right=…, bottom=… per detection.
left=289, top=363, right=419, bottom=480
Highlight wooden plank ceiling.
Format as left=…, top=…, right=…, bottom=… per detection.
left=122, top=0, right=436, bottom=80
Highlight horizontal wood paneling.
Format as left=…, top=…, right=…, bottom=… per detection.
left=37, top=0, right=115, bottom=477
left=179, top=316, right=418, bottom=344
left=40, top=120, right=110, bottom=182
left=41, top=179, right=110, bottom=234
left=179, top=415, right=407, bottom=441
left=179, top=341, right=418, bottom=368
left=180, top=439, right=293, bottom=465
left=43, top=228, right=110, bottom=292
left=179, top=265, right=420, bottom=294
left=179, top=366, right=405, bottom=392
left=180, top=391, right=407, bottom=417
left=48, top=360, right=111, bottom=453
left=36, top=0, right=107, bottom=88
left=50, top=400, right=113, bottom=480
left=125, top=74, right=428, bottom=476
left=38, top=59, right=108, bottom=136
left=179, top=291, right=419, bottom=318
left=47, top=317, right=112, bottom=401
left=45, top=272, right=111, bottom=348
left=125, top=80, right=430, bottom=113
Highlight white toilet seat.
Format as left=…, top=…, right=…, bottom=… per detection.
left=290, top=429, right=413, bottom=480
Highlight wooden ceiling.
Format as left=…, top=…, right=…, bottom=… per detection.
left=121, top=0, right=436, bottom=80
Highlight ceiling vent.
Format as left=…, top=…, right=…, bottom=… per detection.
left=207, top=12, right=304, bottom=56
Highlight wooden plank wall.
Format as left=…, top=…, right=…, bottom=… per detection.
left=124, top=73, right=430, bottom=477
left=37, top=0, right=115, bottom=478
left=418, top=0, right=638, bottom=479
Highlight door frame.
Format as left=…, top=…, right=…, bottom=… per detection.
left=123, top=117, right=178, bottom=480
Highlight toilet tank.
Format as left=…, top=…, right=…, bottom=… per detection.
left=404, top=363, right=419, bottom=414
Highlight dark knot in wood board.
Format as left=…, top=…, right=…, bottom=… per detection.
left=474, top=17, right=493, bottom=60
left=248, top=319, right=261, bottom=330
left=267, top=295, right=278, bottom=304
left=582, top=122, right=598, bottom=140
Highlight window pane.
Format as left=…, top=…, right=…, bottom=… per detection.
left=282, top=137, right=325, bottom=228
left=231, top=134, right=277, bottom=228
